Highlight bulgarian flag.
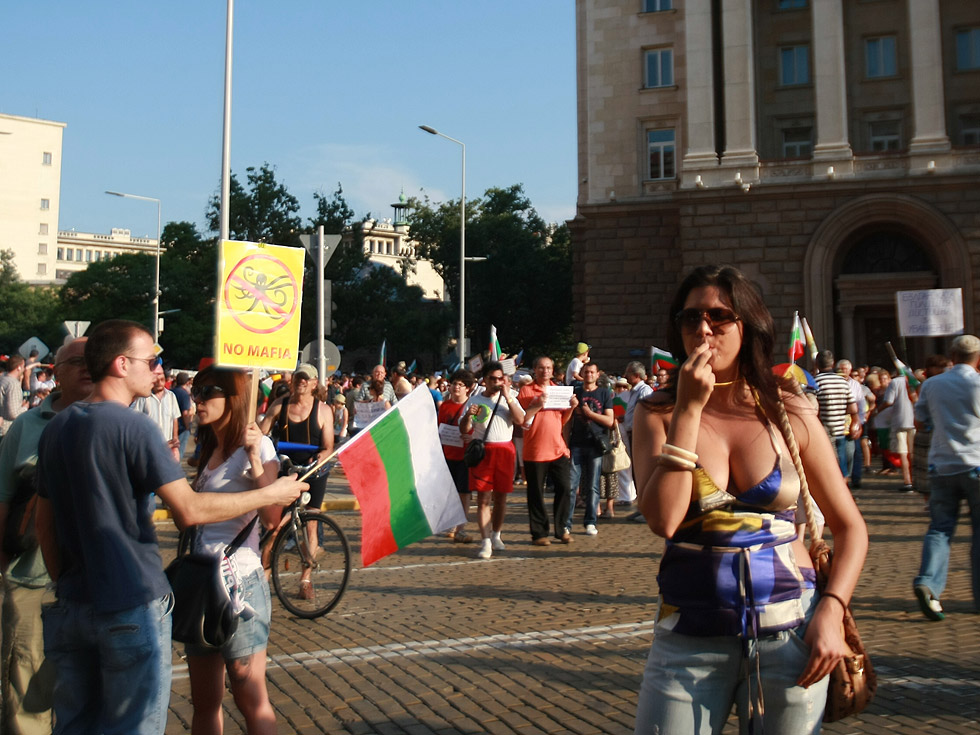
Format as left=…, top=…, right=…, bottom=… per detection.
left=886, top=341, right=921, bottom=389
left=338, top=386, right=466, bottom=566
left=650, top=345, right=678, bottom=371
left=489, top=325, right=501, bottom=361
left=789, top=311, right=805, bottom=363
left=613, top=393, right=628, bottom=419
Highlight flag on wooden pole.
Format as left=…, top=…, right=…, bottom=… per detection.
left=338, top=387, right=466, bottom=566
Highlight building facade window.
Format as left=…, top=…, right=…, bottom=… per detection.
left=960, top=114, right=980, bottom=145
left=66, top=248, right=74, bottom=261
left=778, top=0, right=807, bottom=8
left=643, top=0, right=671, bottom=11
left=647, top=129, right=676, bottom=180
left=57, top=247, right=64, bottom=260
left=779, top=45, right=810, bottom=86
left=42, top=152, right=52, bottom=165
left=38, top=223, right=48, bottom=236
left=644, top=48, right=674, bottom=88
left=37, top=264, right=46, bottom=276
left=40, top=198, right=50, bottom=210
left=865, top=36, right=897, bottom=78
left=56, top=269, right=71, bottom=281
left=956, top=28, right=980, bottom=70
left=782, top=128, right=813, bottom=158
left=38, top=243, right=47, bottom=255
left=85, top=249, right=93, bottom=262
left=869, top=120, right=901, bottom=151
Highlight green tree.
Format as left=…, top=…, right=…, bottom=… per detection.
left=0, top=250, right=63, bottom=356
left=207, top=163, right=303, bottom=247
left=408, top=184, right=572, bottom=360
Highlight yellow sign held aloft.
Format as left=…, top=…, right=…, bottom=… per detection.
left=215, top=240, right=306, bottom=370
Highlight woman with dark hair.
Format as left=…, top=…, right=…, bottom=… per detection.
left=187, top=365, right=281, bottom=734
left=632, top=265, right=868, bottom=733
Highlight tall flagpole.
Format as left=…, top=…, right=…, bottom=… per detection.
left=220, top=0, right=234, bottom=244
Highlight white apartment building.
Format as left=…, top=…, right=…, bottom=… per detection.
left=0, top=112, right=66, bottom=285
left=54, top=228, right=160, bottom=284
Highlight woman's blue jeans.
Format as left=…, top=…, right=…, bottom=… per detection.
left=634, top=588, right=828, bottom=734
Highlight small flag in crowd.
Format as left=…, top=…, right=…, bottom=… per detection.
left=338, top=387, right=466, bottom=567
left=650, top=346, right=678, bottom=371
left=407, top=359, right=417, bottom=375
left=885, top=342, right=921, bottom=389
left=789, top=311, right=805, bottom=363
left=489, top=325, right=501, bottom=361
left=801, top=317, right=818, bottom=363
left=613, top=393, right=628, bottom=419
left=514, top=349, right=524, bottom=367
left=379, top=339, right=387, bottom=369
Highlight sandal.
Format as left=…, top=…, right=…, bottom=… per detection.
left=298, top=579, right=314, bottom=600
left=452, top=530, right=474, bottom=544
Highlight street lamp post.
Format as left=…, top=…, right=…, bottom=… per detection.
left=419, top=125, right=466, bottom=365
left=105, top=190, right=162, bottom=343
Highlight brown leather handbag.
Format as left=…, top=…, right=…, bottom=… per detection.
left=775, top=400, right=877, bottom=722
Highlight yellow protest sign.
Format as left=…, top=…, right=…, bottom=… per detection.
left=215, top=240, right=306, bottom=370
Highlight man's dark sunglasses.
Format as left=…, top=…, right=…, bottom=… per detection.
left=674, top=308, right=740, bottom=330
left=191, top=385, right=226, bottom=401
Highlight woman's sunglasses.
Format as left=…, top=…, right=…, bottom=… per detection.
left=674, top=308, right=740, bottom=330
left=191, top=385, right=226, bottom=402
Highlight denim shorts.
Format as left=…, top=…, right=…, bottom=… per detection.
left=185, top=569, right=270, bottom=661
left=635, top=588, right=828, bottom=734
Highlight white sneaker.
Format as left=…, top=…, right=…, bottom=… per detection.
left=585, top=524, right=598, bottom=536
left=491, top=536, right=506, bottom=551
left=477, top=539, right=493, bottom=559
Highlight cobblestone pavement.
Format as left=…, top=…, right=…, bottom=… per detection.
left=160, top=471, right=980, bottom=734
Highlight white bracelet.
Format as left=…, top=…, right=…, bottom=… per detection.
left=662, top=443, right=698, bottom=462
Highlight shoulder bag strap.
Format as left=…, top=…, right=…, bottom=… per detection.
left=771, top=396, right=823, bottom=559
left=223, top=514, right=259, bottom=558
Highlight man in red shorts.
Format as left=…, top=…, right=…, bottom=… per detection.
left=461, top=362, right=526, bottom=559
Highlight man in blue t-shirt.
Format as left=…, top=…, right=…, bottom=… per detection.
left=171, top=371, right=193, bottom=461
left=566, top=362, right=614, bottom=537
left=35, top=320, right=307, bottom=735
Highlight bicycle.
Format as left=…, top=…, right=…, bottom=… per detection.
left=259, top=453, right=352, bottom=618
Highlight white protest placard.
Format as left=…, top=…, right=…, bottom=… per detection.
left=467, top=354, right=484, bottom=374
left=896, top=289, right=964, bottom=337
left=352, top=400, right=387, bottom=429
left=499, top=357, right=516, bottom=375
left=542, top=385, right=574, bottom=410
left=438, top=423, right=464, bottom=448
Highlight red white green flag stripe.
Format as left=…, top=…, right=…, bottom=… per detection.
left=338, top=387, right=465, bottom=567
left=650, top=345, right=678, bottom=371
left=788, top=311, right=805, bottom=363
left=489, top=324, right=501, bottom=361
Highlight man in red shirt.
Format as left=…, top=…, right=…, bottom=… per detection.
left=518, top=356, right=578, bottom=545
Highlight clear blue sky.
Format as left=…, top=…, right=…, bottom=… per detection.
left=2, top=1, right=576, bottom=240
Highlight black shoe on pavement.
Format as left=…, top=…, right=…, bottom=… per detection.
left=914, top=584, right=945, bottom=621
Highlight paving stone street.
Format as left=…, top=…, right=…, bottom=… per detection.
left=160, top=471, right=980, bottom=734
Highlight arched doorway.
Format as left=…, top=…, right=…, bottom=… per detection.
left=835, top=229, right=938, bottom=368
left=804, top=194, right=972, bottom=369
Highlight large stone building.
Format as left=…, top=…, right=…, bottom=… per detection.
left=0, top=113, right=66, bottom=285
left=571, top=0, right=980, bottom=369
left=55, top=228, right=160, bottom=283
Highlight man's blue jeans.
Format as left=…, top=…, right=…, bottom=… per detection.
left=829, top=435, right=851, bottom=479
left=914, top=469, right=980, bottom=607
left=42, top=594, right=173, bottom=735
left=568, top=445, right=601, bottom=529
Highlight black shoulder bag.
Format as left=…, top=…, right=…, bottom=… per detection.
left=165, top=515, right=258, bottom=649
left=463, top=393, right=504, bottom=468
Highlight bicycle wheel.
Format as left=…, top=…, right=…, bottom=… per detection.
left=270, top=511, right=351, bottom=618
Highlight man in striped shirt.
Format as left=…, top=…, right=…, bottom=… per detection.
left=814, top=350, right=858, bottom=480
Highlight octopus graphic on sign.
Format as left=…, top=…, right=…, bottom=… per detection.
left=222, top=254, right=299, bottom=334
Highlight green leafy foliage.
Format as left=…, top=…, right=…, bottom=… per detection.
left=408, top=184, right=572, bottom=361
left=0, top=250, right=63, bottom=356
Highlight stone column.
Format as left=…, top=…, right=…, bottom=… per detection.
left=720, top=0, right=758, bottom=169
left=811, top=0, right=852, bottom=163
left=681, top=0, right=718, bottom=175
left=908, top=0, right=950, bottom=155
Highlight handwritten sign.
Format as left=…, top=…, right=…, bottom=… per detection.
left=896, top=289, right=964, bottom=337
left=542, top=385, right=574, bottom=410
left=352, top=400, right=387, bottom=429
left=215, top=240, right=305, bottom=370
left=500, top=357, right=516, bottom=375
left=438, top=423, right=464, bottom=448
